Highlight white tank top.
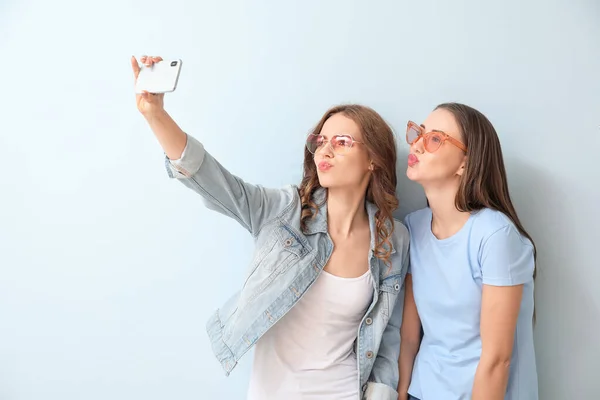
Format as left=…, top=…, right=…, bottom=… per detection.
left=246, top=269, right=374, bottom=400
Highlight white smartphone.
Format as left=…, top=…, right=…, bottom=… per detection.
left=135, top=59, right=182, bottom=94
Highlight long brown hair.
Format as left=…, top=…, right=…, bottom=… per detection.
left=298, top=104, right=398, bottom=267
left=436, top=103, right=537, bottom=280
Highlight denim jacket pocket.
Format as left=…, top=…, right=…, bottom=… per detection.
left=241, top=223, right=310, bottom=305
left=273, top=224, right=309, bottom=258
left=379, top=274, right=402, bottom=319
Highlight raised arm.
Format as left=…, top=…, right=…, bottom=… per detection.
left=131, top=56, right=293, bottom=235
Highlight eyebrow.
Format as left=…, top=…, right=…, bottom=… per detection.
left=420, top=124, right=447, bottom=134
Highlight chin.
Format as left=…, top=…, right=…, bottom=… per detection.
left=317, top=172, right=351, bottom=189
left=406, top=166, right=419, bottom=182
left=316, top=175, right=334, bottom=188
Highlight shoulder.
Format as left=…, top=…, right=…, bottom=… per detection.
left=471, top=208, right=532, bottom=248
left=262, top=184, right=300, bottom=210
left=279, top=184, right=301, bottom=206
left=402, top=207, right=431, bottom=233
left=471, top=208, right=512, bottom=231
left=390, top=218, right=410, bottom=275
left=392, top=217, right=410, bottom=249
left=252, top=184, right=301, bottom=232
left=258, top=184, right=302, bottom=222
left=473, top=209, right=535, bottom=285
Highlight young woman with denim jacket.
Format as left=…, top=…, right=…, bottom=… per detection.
left=397, top=103, right=538, bottom=400
left=131, top=56, right=410, bottom=400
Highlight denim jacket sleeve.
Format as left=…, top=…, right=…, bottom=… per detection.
left=364, top=236, right=410, bottom=400
left=165, top=133, right=294, bottom=236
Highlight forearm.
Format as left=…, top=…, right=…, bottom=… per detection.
left=397, top=340, right=419, bottom=395
left=144, top=109, right=188, bottom=160
left=471, top=358, right=510, bottom=400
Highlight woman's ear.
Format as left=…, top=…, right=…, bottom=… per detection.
left=456, top=156, right=467, bottom=176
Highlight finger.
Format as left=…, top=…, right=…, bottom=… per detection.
left=145, top=56, right=156, bottom=67
left=152, top=56, right=163, bottom=63
left=131, top=56, right=141, bottom=79
left=140, top=55, right=148, bottom=64
left=141, top=90, right=158, bottom=102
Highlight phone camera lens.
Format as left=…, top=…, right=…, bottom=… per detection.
left=170, top=61, right=177, bottom=66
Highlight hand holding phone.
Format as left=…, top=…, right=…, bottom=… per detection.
left=133, top=57, right=182, bottom=94
left=131, top=55, right=177, bottom=117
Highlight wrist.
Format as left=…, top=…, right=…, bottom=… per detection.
left=143, top=108, right=168, bottom=123
left=397, top=385, right=409, bottom=398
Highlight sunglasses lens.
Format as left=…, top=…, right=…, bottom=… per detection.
left=407, top=125, right=420, bottom=144
left=424, top=132, right=443, bottom=152
left=306, top=134, right=322, bottom=153
left=331, top=136, right=352, bottom=154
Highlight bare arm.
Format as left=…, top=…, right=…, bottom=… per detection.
left=144, top=109, right=188, bottom=160
left=131, top=56, right=187, bottom=159
left=130, top=56, right=293, bottom=235
left=397, top=274, right=421, bottom=399
left=472, top=224, right=535, bottom=399
left=471, top=284, right=522, bottom=400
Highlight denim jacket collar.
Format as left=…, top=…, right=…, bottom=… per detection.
left=303, top=187, right=396, bottom=255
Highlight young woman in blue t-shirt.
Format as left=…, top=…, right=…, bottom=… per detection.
left=398, top=103, right=538, bottom=400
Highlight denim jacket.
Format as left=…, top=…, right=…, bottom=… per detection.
left=165, top=134, right=410, bottom=399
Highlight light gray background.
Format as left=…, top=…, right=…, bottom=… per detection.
left=1, top=0, right=598, bottom=399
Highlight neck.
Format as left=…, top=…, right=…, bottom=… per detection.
left=424, top=180, right=470, bottom=239
left=326, top=187, right=369, bottom=238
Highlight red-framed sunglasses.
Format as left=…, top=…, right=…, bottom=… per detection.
left=406, top=121, right=467, bottom=153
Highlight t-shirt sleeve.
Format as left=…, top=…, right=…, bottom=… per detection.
left=480, top=225, right=535, bottom=286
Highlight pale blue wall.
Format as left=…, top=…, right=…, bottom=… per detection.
left=1, top=0, right=598, bottom=398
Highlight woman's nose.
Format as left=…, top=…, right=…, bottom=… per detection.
left=411, top=136, right=425, bottom=154
left=316, top=141, right=334, bottom=157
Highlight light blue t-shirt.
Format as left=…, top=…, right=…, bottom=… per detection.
left=404, top=207, right=538, bottom=400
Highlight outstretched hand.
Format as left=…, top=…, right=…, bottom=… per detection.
left=131, top=55, right=165, bottom=117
